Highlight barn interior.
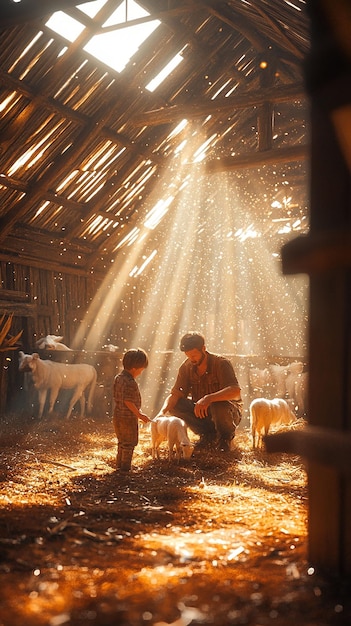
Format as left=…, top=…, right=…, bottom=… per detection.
left=0, top=0, right=351, bottom=624
left=0, top=0, right=311, bottom=411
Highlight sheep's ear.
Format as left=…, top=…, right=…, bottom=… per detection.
left=33, top=352, right=39, bottom=359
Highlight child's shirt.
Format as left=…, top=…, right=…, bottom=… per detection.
left=113, top=369, right=141, bottom=420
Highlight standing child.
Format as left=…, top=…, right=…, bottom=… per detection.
left=113, top=348, right=151, bottom=471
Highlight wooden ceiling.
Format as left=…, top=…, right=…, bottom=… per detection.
left=0, top=0, right=310, bottom=276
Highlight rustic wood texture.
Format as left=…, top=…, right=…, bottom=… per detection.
left=0, top=0, right=309, bottom=273
left=275, top=0, right=351, bottom=576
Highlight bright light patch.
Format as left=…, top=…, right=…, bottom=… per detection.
left=211, top=79, right=231, bottom=100
left=168, top=119, right=188, bottom=139
left=0, top=92, right=17, bottom=112
left=115, top=226, right=140, bottom=249
left=84, top=0, right=160, bottom=73
left=46, top=0, right=160, bottom=74
left=234, top=226, right=259, bottom=242
left=130, top=249, right=157, bottom=277
left=144, top=196, right=174, bottom=230
left=35, top=201, right=50, bottom=218
left=46, top=12, right=85, bottom=42
left=146, top=52, right=184, bottom=92
left=192, top=134, right=217, bottom=163
left=77, top=0, right=107, bottom=18
left=174, top=139, right=187, bottom=156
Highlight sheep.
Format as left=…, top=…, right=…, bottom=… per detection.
left=249, top=397, right=296, bottom=449
left=249, top=367, right=272, bottom=397
left=18, top=351, right=97, bottom=419
left=269, top=364, right=288, bottom=397
left=151, top=415, right=194, bottom=461
left=36, top=335, right=72, bottom=351
left=285, top=363, right=308, bottom=416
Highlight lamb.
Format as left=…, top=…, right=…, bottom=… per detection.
left=36, top=335, right=72, bottom=351
left=249, top=397, right=295, bottom=449
left=151, top=415, right=194, bottom=461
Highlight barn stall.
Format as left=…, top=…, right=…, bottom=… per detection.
left=0, top=1, right=350, bottom=624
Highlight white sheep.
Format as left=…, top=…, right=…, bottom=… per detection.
left=36, top=335, right=72, bottom=351
left=151, top=415, right=194, bottom=461
left=286, top=363, right=308, bottom=416
left=249, top=397, right=295, bottom=449
left=249, top=367, right=272, bottom=397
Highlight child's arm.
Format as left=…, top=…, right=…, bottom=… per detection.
left=124, top=400, right=151, bottom=424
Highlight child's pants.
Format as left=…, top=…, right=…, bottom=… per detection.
left=116, top=444, right=134, bottom=471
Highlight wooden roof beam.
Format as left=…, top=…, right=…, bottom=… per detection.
left=132, top=83, right=306, bottom=126
left=206, top=144, right=309, bottom=173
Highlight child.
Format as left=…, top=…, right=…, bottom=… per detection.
left=113, top=348, right=151, bottom=471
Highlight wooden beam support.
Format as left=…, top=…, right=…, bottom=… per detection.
left=132, top=83, right=306, bottom=126
left=206, top=143, right=308, bottom=173
left=265, top=426, right=351, bottom=475
left=282, top=231, right=351, bottom=275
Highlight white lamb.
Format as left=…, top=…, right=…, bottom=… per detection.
left=249, top=397, right=295, bottom=449
left=36, top=335, right=72, bottom=351
left=151, top=415, right=194, bottom=461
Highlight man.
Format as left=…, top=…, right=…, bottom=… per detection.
left=160, top=332, right=243, bottom=452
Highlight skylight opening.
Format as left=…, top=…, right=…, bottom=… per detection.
left=46, top=12, right=85, bottom=42
left=46, top=0, right=160, bottom=74
left=146, top=51, right=184, bottom=92
left=77, top=0, right=107, bottom=18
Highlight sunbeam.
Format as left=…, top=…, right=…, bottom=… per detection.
left=73, top=123, right=308, bottom=418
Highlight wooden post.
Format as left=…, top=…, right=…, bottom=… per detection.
left=281, top=0, right=351, bottom=575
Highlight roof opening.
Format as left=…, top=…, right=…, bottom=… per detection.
left=45, top=0, right=160, bottom=73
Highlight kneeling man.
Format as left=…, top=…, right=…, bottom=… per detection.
left=160, top=332, right=243, bottom=452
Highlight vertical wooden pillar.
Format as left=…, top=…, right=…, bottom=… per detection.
left=307, top=90, right=351, bottom=573
left=257, top=53, right=275, bottom=152
left=282, top=0, right=351, bottom=575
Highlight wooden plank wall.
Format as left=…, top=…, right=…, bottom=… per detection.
left=0, top=261, right=122, bottom=349
left=0, top=260, right=130, bottom=414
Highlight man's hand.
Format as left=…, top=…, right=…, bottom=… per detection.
left=194, top=395, right=211, bottom=418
